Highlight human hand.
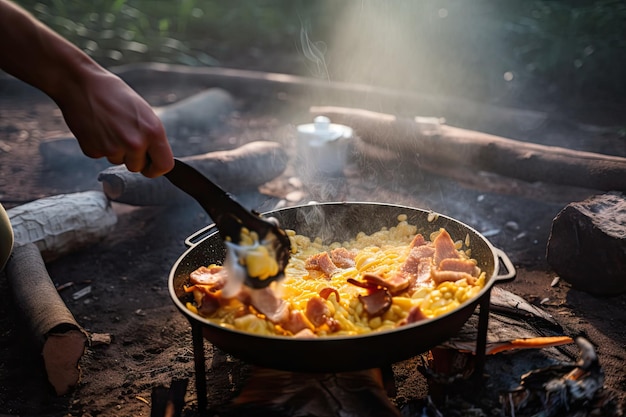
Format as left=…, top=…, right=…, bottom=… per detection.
left=55, top=69, right=174, bottom=178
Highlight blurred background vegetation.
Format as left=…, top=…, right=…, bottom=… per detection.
left=13, top=0, right=626, bottom=110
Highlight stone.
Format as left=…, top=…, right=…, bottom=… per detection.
left=546, top=192, right=626, bottom=296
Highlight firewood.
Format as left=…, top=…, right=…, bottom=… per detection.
left=5, top=243, right=88, bottom=396
left=310, top=106, right=626, bottom=192
left=7, top=191, right=117, bottom=262
left=153, top=87, right=234, bottom=137
left=98, top=141, right=289, bottom=206
left=110, top=63, right=553, bottom=139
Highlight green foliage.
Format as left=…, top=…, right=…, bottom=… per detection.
left=12, top=0, right=626, bottom=102
left=499, top=0, right=626, bottom=99
left=15, top=0, right=320, bottom=67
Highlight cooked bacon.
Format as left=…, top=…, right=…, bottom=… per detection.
left=433, top=229, right=460, bottom=266
left=400, top=248, right=422, bottom=275
left=280, top=309, right=314, bottom=334
left=387, top=273, right=414, bottom=294
left=305, top=252, right=339, bottom=277
left=189, top=265, right=227, bottom=290
left=361, top=244, right=437, bottom=294
left=358, top=288, right=392, bottom=317
left=330, top=247, right=356, bottom=268
left=386, top=246, right=429, bottom=291
left=399, top=306, right=428, bottom=325
left=197, top=292, right=221, bottom=316
left=349, top=276, right=382, bottom=291
left=411, top=244, right=436, bottom=260
left=410, top=233, right=427, bottom=248
left=361, top=273, right=389, bottom=288
left=405, top=258, right=434, bottom=294
left=361, top=265, right=413, bottom=295
left=319, top=287, right=340, bottom=302
left=439, top=258, right=479, bottom=276
left=305, top=296, right=330, bottom=327
left=416, top=258, right=433, bottom=285
left=248, top=288, right=289, bottom=323
left=431, top=270, right=477, bottom=286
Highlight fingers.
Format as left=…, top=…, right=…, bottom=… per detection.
left=122, top=152, right=148, bottom=174
left=106, top=153, right=125, bottom=166
left=101, top=138, right=173, bottom=178
left=141, top=141, right=175, bottom=178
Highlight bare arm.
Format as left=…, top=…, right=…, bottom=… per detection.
left=0, top=0, right=174, bottom=177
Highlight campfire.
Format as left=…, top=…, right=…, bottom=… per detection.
left=2, top=68, right=625, bottom=417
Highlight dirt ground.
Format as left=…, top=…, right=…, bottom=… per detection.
left=1, top=67, right=625, bottom=417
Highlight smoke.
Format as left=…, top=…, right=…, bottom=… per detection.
left=299, top=21, right=330, bottom=81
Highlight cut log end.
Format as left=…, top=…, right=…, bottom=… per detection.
left=100, top=173, right=124, bottom=200
left=5, top=243, right=89, bottom=396
left=43, top=329, right=88, bottom=395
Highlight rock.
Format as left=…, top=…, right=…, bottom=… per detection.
left=546, top=192, right=626, bottom=296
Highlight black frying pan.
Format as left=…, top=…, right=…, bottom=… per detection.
left=168, top=202, right=515, bottom=372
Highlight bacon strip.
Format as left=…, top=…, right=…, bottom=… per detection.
left=360, top=243, right=437, bottom=294
left=330, top=247, right=356, bottom=268
left=248, top=287, right=289, bottom=323
left=433, top=229, right=460, bottom=266
left=399, top=306, right=428, bottom=325
left=197, top=292, right=221, bottom=316
left=319, top=287, right=340, bottom=302
left=280, top=310, right=314, bottom=334
left=189, top=265, right=227, bottom=290
left=358, top=288, right=392, bottom=317
left=431, top=270, right=477, bottom=286
left=439, top=258, right=478, bottom=276
left=409, top=233, right=427, bottom=248
left=306, top=296, right=330, bottom=327
left=305, top=252, right=339, bottom=277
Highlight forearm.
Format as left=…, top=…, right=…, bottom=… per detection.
left=0, top=0, right=174, bottom=177
left=0, top=0, right=105, bottom=102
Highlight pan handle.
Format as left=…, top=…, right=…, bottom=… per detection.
left=493, top=247, right=516, bottom=282
left=184, top=223, right=219, bottom=248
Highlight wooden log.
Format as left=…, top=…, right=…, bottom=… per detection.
left=153, top=87, right=234, bottom=137
left=5, top=243, right=88, bottom=396
left=98, top=141, right=289, bottom=206
left=310, top=106, right=626, bottom=192
left=354, top=139, right=596, bottom=204
left=7, top=191, right=117, bottom=262
left=108, top=63, right=560, bottom=138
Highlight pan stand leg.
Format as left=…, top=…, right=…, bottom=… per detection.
left=473, top=289, right=491, bottom=381
left=191, top=320, right=208, bottom=414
